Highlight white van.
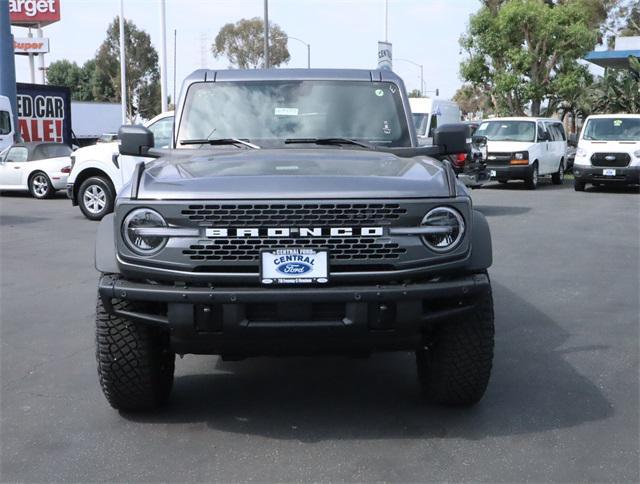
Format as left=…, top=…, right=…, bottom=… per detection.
left=0, top=96, right=15, bottom=152
left=573, top=114, right=640, bottom=191
left=477, top=117, right=567, bottom=189
left=409, top=98, right=461, bottom=145
left=67, top=111, right=174, bottom=220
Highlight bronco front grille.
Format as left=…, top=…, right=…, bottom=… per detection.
left=182, top=237, right=406, bottom=262
left=180, top=203, right=408, bottom=226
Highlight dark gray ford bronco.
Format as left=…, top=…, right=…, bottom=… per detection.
left=95, top=69, right=494, bottom=410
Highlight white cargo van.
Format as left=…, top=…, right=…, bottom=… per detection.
left=573, top=114, right=640, bottom=191
left=0, top=96, right=15, bottom=152
left=409, top=98, right=461, bottom=145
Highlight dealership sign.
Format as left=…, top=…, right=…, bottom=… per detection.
left=14, top=37, right=50, bottom=55
left=9, top=0, right=61, bottom=26
left=378, top=41, right=393, bottom=70
left=16, top=83, right=72, bottom=145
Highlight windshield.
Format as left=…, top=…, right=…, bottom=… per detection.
left=177, top=80, right=411, bottom=148
left=583, top=118, right=640, bottom=141
left=476, top=120, right=536, bottom=142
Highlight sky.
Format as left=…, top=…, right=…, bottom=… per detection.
left=11, top=0, right=482, bottom=101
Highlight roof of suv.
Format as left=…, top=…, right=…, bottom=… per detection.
left=585, top=114, right=640, bottom=119
left=484, top=117, right=561, bottom=122
left=182, top=68, right=404, bottom=84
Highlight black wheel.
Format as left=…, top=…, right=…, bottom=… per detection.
left=78, top=177, right=115, bottom=220
left=552, top=160, right=564, bottom=185
left=524, top=162, right=538, bottom=190
left=96, top=295, right=175, bottom=411
left=574, top=180, right=586, bottom=192
left=29, top=171, right=55, bottom=199
left=417, top=283, right=494, bottom=406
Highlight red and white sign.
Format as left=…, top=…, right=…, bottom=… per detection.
left=16, top=94, right=65, bottom=143
left=9, top=0, right=61, bottom=26
left=14, top=37, right=50, bottom=55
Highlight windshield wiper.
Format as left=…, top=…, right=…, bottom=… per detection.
left=284, top=137, right=377, bottom=150
left=180, top=138, right=261, bottom=149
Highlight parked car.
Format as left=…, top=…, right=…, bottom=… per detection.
left=0, top=142, right=72, bottom=198
left=0, top=95, right=15, bottom=152
left=67, top=111, right=174, bottom=220
left=477, top=117, right=567, bottom=189
left=410, top=98, right=461, bottom=146
left=573, top=114, right=640, bottom=191
left=445, top=121, right=490, bottom=188
left=93, top=68, right=495, bottom=411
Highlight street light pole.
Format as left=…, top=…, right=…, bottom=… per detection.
left=396, top=58, right=423, bottom=96
left=263, top=0, right=270, bottom=69
left=119, top=0, right=127, bottom=124
left=159, top=0, right=168, bottom=112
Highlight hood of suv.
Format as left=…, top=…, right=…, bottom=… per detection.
left=486, top=141, right=534, bottom=154
left=136, top=148, right=451, bottom=199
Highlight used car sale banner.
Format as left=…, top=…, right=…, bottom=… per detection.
left=16, top=83, right=72, bottom=145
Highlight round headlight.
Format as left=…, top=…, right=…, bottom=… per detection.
left=122, top=208, right=167, bottom=255
left=421, top=207, right=465, bottom=252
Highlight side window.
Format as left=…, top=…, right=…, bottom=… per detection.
left=545, top=123, right=557, bottom=141
left=6, top=147, right=28, bottom=163
left=0, top=111, right=11, bottom=135
left=537, top=123, right=547, bottom=142
left=148, top=116, right=174, bottom=149
left=428, top=114, right=438, bottom=138
left=555, top=123, right=566, bottom=141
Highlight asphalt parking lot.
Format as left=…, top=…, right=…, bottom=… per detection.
left=1, top=179, right=638, bottom=483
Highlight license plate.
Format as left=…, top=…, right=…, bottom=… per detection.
left=490, top=170, right=497, bottom=177
left=603, top=169, right=616, bottom=176
left=261, top=249, right=328, bottom=284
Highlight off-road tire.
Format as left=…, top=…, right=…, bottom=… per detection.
left=416, top=283, right=494, bottom=406
left=79, top=177, right=115, bottom=221
left=96, top=296, right=175, bottom=411
left=574, top=180, right=586, bottom=192
left=29, top=171, right=55, bottom=199
left=524, top=162, right=538, bottom=190
left=552, top=160, right=564, bottom=185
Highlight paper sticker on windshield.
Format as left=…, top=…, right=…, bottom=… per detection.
left=613, top=119, right=623, bottom=127
left=275, top=107, right=299, bottom=116
left=375, top=89, right=384, bottom=97
left=478, top=122, right=488, bottom=131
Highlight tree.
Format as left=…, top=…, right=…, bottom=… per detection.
left=212, top=17, right=290, bottom=69
left=460, top=0, right=606, bottom=116
left=453, top=84, right=494, bottom=118
left=407, top=89, right=422, bottom=98
left=590, top=57, right=640, bottom=113
left=47, top=59, right=100, bottom=102
left=93, top=17, right=160, bottom=120
left=550, top=62, right=594, bottom=132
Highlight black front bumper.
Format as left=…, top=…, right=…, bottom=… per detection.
left=486, top=164, right=532, bottom=180
left=98, top=273, right=490, bottom=356
left=573, top=165, right=640, bottom=185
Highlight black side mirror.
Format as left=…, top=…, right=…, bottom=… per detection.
left=568, top=133, right=578, bottom=147
left=118, top=125, right=154, bottom=156
left=433, top=123, right=470, bottom=155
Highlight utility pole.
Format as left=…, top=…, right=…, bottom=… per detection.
left=159, top=0, right=168, bottom=112
left=396, top=58, right=424, bottom=96
left=119, top=0, right=127, bottom=124
left=263, top=0, right=270, bottom=69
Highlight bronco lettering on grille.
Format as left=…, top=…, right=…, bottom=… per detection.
left=204, top=227, right=384, bottom=238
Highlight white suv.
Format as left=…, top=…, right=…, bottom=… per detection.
left=67, top=111, right=174, bottom=220
left=573, top=114, right=640, bottom=191
left=476, top=117, right=567, bottom=189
